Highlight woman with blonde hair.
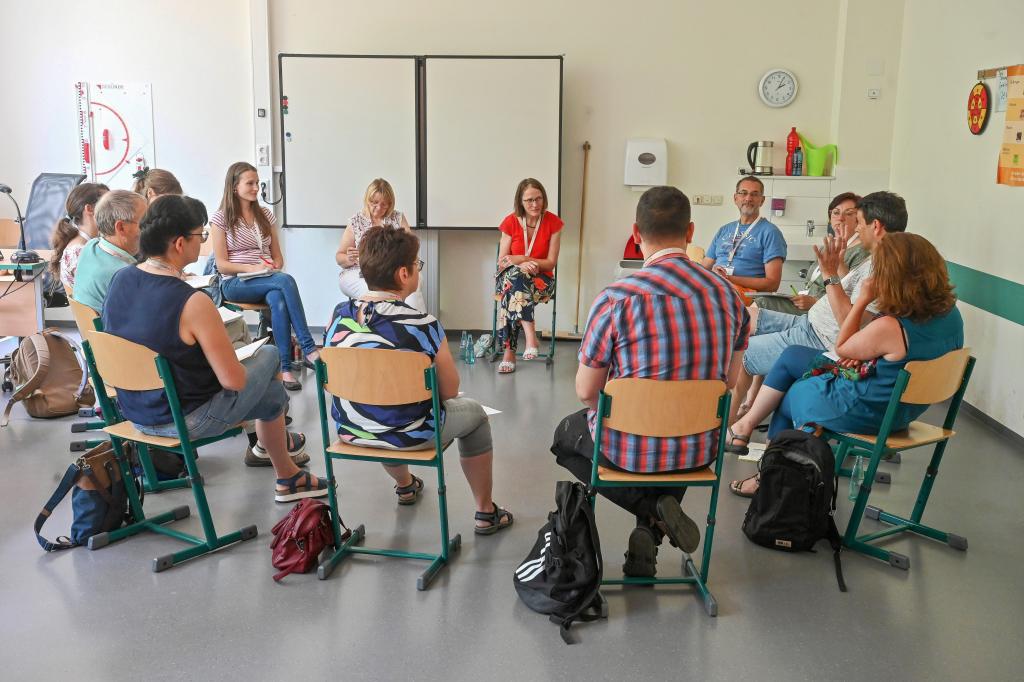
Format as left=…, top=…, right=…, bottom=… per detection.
left=49, top=182, right=109, bottom=294
left=211, top=161, right=319, bottom=391
left=335, top=178, right=424, bottom=311
left=728, top=232, right=964, bottom=496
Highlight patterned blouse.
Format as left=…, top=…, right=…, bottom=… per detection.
left=324, top=298, right=445, bottom=448
left=341, top=210, right=406, bottom=274
left=59, top=242, right=86, bottom=291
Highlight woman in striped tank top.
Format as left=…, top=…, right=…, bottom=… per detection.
left=212, top=162, right=319, bottom=390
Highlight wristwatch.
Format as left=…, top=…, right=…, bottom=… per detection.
left=823, top=276, right=842, bottom=287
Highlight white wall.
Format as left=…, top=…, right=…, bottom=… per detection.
left=0, top=0, right=254, bottom=217
left=267, top=0, right=846, bottom=330
left=890, top=0, right=1024, bottom=435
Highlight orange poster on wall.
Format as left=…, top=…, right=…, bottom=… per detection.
left=997, top=64, right=1024, bottom=186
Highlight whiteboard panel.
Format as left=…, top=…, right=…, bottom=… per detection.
left=280, top=56, right=417, bottom=227
left=426, top=58, right=561, bottom=227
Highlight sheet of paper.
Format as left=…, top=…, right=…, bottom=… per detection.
left=218, top=307, right=243, bottom=324
left=737, top=442, right=766, bottom=463
left=237, top=268, right=278, bottom=280
left=185, top=273, right=216, bottom=288
left=749, top=292, right=793, bottom=299
left=235, top=336, right=269, bottom=361
left=482, top=405, right=502, bottom=416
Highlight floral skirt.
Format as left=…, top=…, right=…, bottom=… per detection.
left=494, top=266, right=554, bottom=352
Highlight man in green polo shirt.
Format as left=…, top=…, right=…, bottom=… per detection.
left=73, top=190, right=146, bottom=312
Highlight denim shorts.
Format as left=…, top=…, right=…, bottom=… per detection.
left=135, top=346, right=287, bottom=440
left=742, top=309, right=827, bottom=376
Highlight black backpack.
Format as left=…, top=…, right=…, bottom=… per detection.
left=741, top=429, right=847, bottom=592
left=513, top=481, right=606, bottom=643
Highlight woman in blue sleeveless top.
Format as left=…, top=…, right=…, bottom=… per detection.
left=102, top=195, right=328, bottom=504
left=727, top=233, right=963, bottom=497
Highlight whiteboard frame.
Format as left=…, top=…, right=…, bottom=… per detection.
left=277, top=54, right=563, bottom=231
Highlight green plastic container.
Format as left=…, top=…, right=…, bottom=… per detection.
left=798, top=134, right=838, bottom=176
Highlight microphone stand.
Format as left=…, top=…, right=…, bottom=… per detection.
left=0, top=185, right=41, bottom=265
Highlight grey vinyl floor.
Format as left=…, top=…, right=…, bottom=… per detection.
left=1, top=336, right=1022, bottom=681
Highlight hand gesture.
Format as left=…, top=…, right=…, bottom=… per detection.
left=858, top=277, right=877, bottom=304
left=791, top=294, right=817, bottom=310
left=837, top=357, right=863, bottom=369
left=712, top=265, right=730, bottom=278
left=347, top=247, right=359, bottom=264
left=519, top=261, right=539, bottom=276
left=813, top=234, right=847, bottom=279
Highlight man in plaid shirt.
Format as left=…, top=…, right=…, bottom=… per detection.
left=551, top=186, right=749, bottom=577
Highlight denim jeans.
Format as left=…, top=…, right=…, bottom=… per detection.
left=742, top=308, right=827, bottom=375
left=222, top=272, right=317, bottom=367
left=134, top=346, right=288, bottom=440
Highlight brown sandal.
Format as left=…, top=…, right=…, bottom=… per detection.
left=729, top=473, right=760, bottom=498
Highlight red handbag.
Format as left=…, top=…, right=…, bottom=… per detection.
left=269, top=499, right=347, bottom=582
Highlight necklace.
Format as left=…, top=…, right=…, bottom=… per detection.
left=145, top=257, right=184, bottom=279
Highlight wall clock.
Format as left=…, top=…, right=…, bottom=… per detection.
left=758, top=69, right=799, bottom=108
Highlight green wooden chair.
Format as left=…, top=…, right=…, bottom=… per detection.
left=488, top=243, right=557, bottom=366
left=589, top=378, right=731, bottom=616
left=69, top=299, right=189, bottom=493
left=823, top=347, right=975, bottom=571
left=81, top=329, right=258, bottom=572
left=314, top=346, right=461, bottom=590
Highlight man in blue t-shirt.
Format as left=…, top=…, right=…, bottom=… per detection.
left=702, top=176, right=787, bottom=292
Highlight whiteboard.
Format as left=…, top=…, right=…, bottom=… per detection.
left=426, top=58, right=561, bottom=227
left=279, top=56, right=418, bottom=227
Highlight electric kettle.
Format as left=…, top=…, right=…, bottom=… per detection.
left=746, top=141, right=774, bottom=175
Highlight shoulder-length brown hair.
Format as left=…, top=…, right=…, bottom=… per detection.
left=49, top=182, right=109, bottom=277
left=218, top=162, right=272, bottom=239
left=513, top=178, right=548, bottom=219
left=872, top=232, right=956, bottom=322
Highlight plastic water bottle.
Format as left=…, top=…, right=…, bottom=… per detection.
left=459, top=331, right=469, bottom=362
left=848, top=455, right=866, bottom=501
left=464, top=333, right=476, bottom=364
left=792, top=146, right=804, bottom=176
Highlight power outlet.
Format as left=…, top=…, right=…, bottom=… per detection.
left=694, top=194, right=724, bottom=206
left=256, top=144, right=270, bottom=166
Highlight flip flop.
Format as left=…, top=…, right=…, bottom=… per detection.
left=723, top=427, right=750, bottom=455
left=522, top=346, right=539, bottom=360
left=498, top=360, right=516, bottom=374
left=729, top=474, right=760, bottom=499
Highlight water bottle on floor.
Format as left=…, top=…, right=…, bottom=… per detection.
left=459, top=331, right=469, bottom=362
left=465, top=333, right=476, bottom=364
left=848, top=455, right=866, bottom=500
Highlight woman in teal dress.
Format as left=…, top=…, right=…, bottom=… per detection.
left=727, top=233, right=963, bottom=496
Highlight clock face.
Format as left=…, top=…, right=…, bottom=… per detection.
left=759, top=69, right=798, bottom=108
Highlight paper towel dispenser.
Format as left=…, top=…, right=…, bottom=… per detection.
left=624, top=138, right=667, bottom=187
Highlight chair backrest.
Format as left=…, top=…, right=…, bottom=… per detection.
left=899, top=348, right=972, bottom=405
left=22, top=173, right=86, bottom=250
left=319, top=346, right=432, bottom=405
left=69, top=299, right=99, bottom=335
left=85, top=331, right=163, bottom=391
left=602, top=378, right=727, bottom=438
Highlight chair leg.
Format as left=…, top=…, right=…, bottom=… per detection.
left=137, top=443, right=190, bottom=493
left=418, top=459, right=461, bottom=591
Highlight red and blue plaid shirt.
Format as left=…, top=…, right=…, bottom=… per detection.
left=580, top=249, right=749, bottom=472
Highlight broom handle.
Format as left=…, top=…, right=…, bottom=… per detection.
left=574, top=141, right=591, bottom=333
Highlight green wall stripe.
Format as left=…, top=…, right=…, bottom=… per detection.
left=947, top=261, right=1024, bottom=326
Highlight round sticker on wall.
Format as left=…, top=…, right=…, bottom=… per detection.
left=967, top=81, right=990, bottom=135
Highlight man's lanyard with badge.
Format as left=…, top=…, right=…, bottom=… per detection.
left=97, top=238, right=138, bottom=265
left=722, top=217, right=761, bottom=276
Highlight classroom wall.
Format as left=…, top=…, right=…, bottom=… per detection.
left=889, top=0, right=1024, bottom=436
left=0, top=0, right=253, bottom=221
left=267, top=0, right=850, bottom=330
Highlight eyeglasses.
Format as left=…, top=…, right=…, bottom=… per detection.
left=830, top=208, right=858, bottom=217
left=522, top=197, right=544, bottom=204
left=414, top=259, right=424, bottom=271
left=186, top=229, right=209, bottom=243
left=735, top=190, right=763, bottom=198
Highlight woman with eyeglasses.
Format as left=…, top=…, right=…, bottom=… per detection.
left=212, top=161, right=319, bottom=391
left=494, top=178, right=563, bottom=374
left=756, top=191, right=869, bottom=315
left=336, top=178, right=425, bottom=312
left=102, top=195, right=328, bottom=503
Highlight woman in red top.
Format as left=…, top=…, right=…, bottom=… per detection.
left=494, top=178, right=563, bottom=374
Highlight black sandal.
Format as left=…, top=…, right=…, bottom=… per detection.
left=474, top=503, right=514, bottom=535
left=729, top=473, right=760, bottom=499
left=395, top=475, right=424, bottom=506
left=723, top=427, right=751, bottom=455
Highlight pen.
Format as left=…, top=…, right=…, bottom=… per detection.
left=790, top=285, right=799, bottom=296
left=260, top=256, right=274, bottom=269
